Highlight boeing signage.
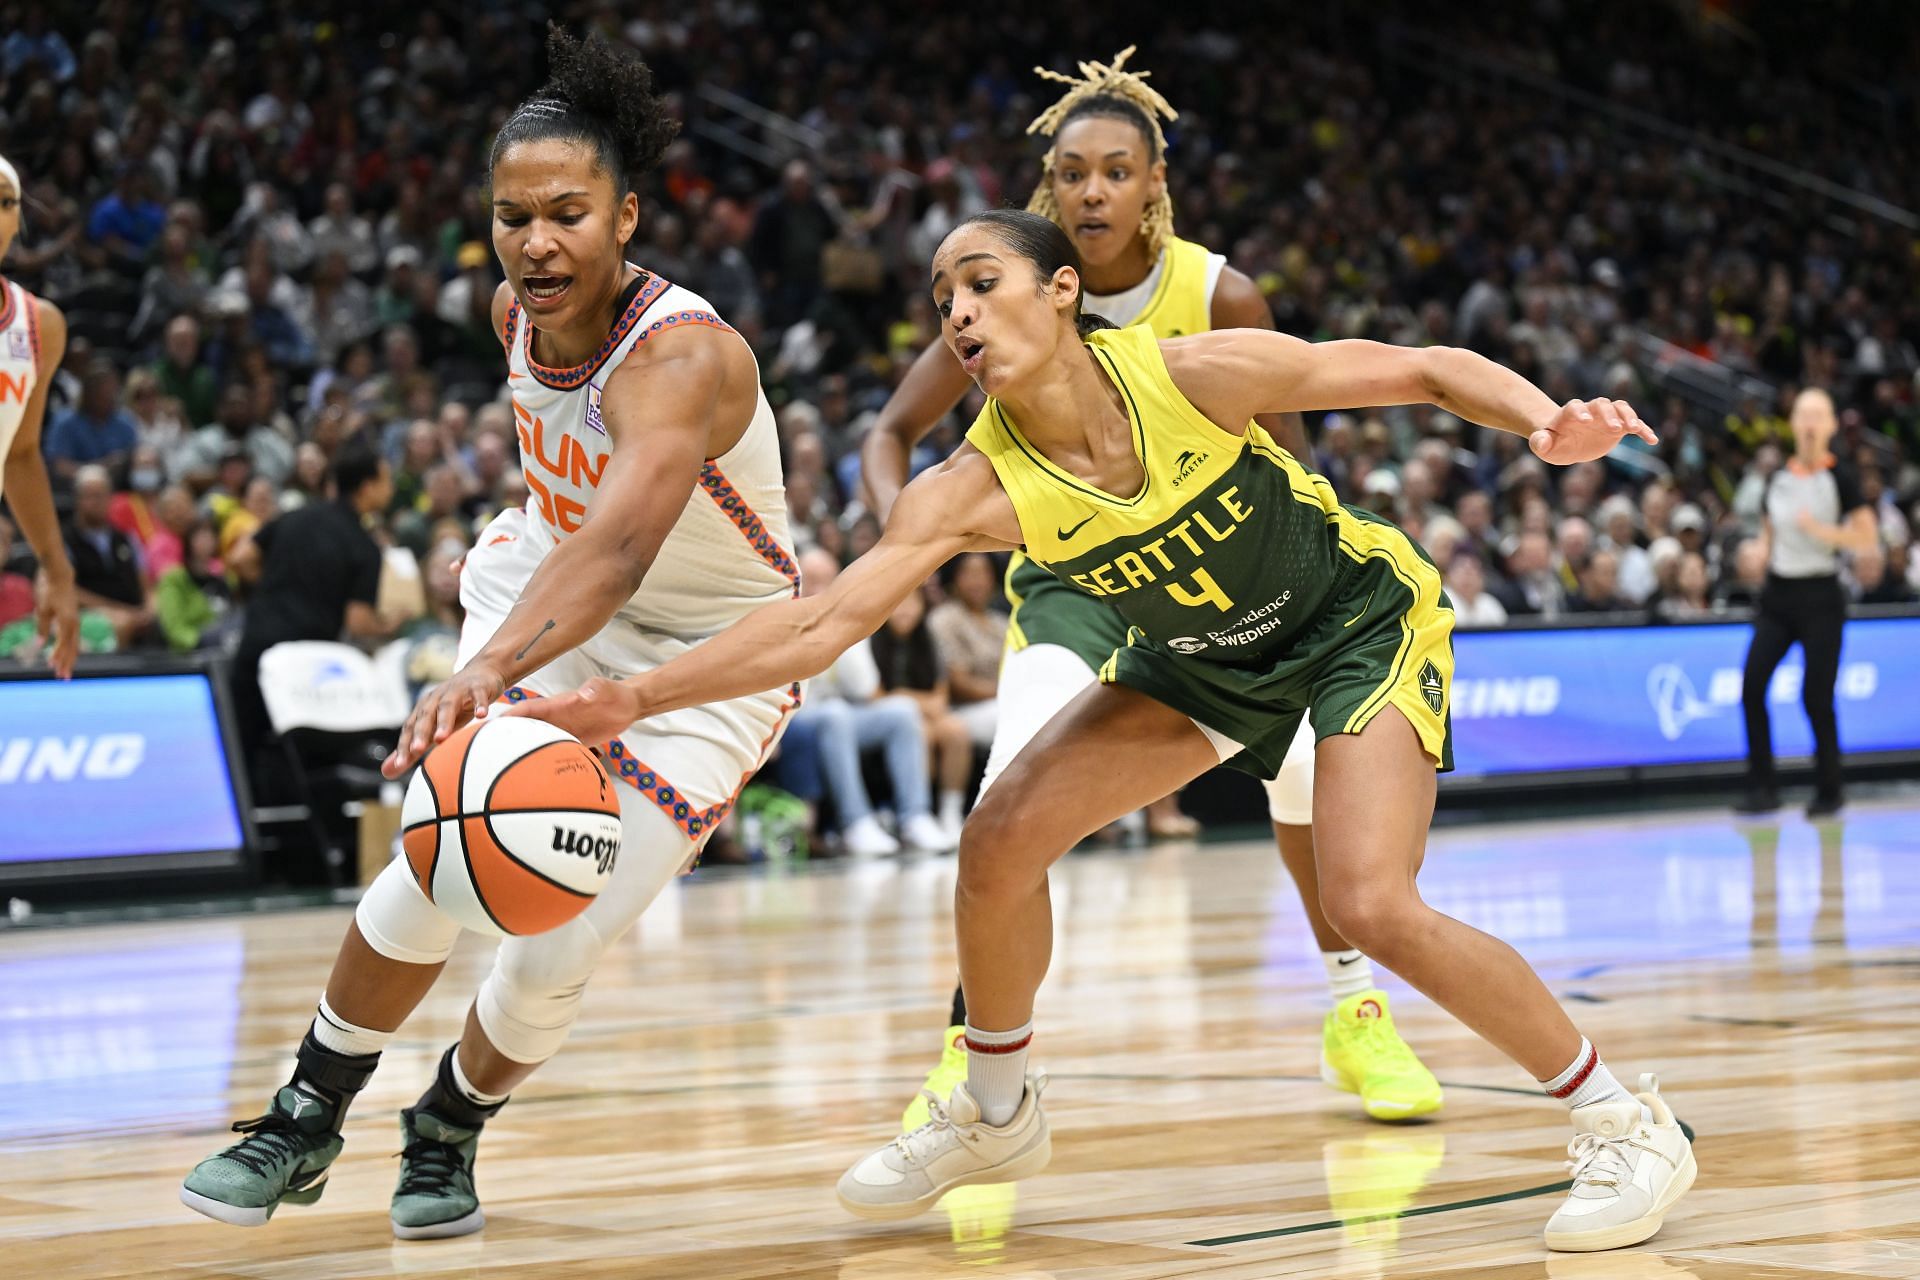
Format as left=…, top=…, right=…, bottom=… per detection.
left=1448, top=617, right=1920, bottom=776
left=0, top=673, right=246, bottom=863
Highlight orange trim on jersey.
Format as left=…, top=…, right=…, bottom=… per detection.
left=698, top=461, right=800, bottom=590
left=629, top=308, right=736, bottom=349
left=1786, top=454, right=1836, bottom=476
left=0, top=281, right=16, bottom=334
left=501, top=298, right=520, bottom=353
left=524, top=272, right=670, bottom=390
left=24, top=288, right=39, bottom=365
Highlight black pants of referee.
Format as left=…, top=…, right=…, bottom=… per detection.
left=1742, top=574, right=1846, bottom=801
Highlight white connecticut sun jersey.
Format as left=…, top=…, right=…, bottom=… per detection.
left=500, top=273, right=797, bottom=637
left=0, top=279, right=42, bottom=501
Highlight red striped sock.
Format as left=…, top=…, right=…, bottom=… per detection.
left=1541, top=1037, right=1631, bottom=1110
left=963, top=1021, right=1032, bottom=1127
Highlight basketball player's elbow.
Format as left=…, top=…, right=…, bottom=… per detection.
left=1412, top=346, right=1460, bottom=407
left=790, top=600, right=857, bottom=678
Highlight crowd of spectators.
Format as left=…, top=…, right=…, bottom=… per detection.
left=2, top=1, right=1918, bottom=852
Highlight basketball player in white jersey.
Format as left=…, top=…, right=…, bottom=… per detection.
left=182, top=30, right=798, bottom=1238
left=0, top=154, right=79, bottom=678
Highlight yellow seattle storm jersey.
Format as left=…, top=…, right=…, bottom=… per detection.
left=999, top=235, right=1225, bottom=648
left=968, top=325, right=1380, bottom=665
left=1083, top=235, right=1221, bottom=337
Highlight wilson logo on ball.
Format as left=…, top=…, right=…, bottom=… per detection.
left=553, top=827, right=619, bottom=874
left=400, top=717, right=623, bottom=937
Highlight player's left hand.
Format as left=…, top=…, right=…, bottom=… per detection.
left=34, top=570, right=79, bottom=680
left=383, top=661, right=507, bottom=778
left=1529, top=398, right=1658, bottom=465
left=499, top=676, right=641, bottom=747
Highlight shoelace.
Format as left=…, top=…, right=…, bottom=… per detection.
left=1565, top=1129, right=1648, bottom=1189
left=221, top=1115, right=312, bottom=1178
left=394, top=1135, right=468, bottom=1197
left=890, top=1091, right=956, bottom=1167
left=1351, top=1017, right=1422, bottom=1071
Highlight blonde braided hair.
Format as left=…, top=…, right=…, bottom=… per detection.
left=1025, top=46, right=1178, bottom=262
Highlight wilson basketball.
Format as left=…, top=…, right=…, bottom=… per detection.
left=400, top=716, right=623, bottom=937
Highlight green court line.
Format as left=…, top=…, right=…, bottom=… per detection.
left=1187, top=1117, right=1694, bottom=1248
left=1187, top=1178, right=1572, bottom=1247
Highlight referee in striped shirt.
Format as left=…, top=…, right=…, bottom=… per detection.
left=1737, top=389, right=1877, bottom=817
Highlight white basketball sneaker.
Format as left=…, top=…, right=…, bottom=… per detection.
left=901, top=812, right=959, bottom=853
left=843, top=814, right=901, bottom=858
left=837, top=1075, right=1050, bottom=1220
left=1545, top=1073, right=1696, bottom=1252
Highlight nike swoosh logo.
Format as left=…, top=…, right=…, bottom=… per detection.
left=1337, top=954, right=1362, bottom=965
left=1057, top=513, right=1097, bottom=540
left=1342, top=589, right=1376, bottom=628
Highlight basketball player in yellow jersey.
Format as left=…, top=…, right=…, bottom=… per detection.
left=0, top=154, right=79, bottom=677
left=522, top=210, right=1698, bottom=1252
left=862, top=50, right=1440, bottom=1131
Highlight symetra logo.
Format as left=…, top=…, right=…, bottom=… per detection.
left=1166, top=636, right=1208, bottom=654
left=1170, top=449, right=1210, bottom=488
left=0, top=735, right=147, bottom=783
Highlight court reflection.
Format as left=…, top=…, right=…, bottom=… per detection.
left=0, top=928, right=245, bottom=1143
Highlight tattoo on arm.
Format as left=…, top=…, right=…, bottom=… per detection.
left=514, top=619, right=555, bottom=663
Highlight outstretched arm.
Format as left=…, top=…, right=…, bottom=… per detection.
left=859, top=337, right=976, bottom=521
left=1210, top=266, right=1314, bottom=461
left=2, top=301, right=79, bottom=678
left=1165, top=329, right=1658, bottom=465
left=384, top=329, right=726, bottom=776
left=509, top=450, right=1015, bottom=744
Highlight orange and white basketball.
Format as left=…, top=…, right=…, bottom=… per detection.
left=400, top=716, right=622, bottom=937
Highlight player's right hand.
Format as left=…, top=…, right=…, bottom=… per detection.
left=499, top=676, right=641, bottom=748
left=384, top=661, right=507, bottom=778
left=34, top=570, right=79, bottom=680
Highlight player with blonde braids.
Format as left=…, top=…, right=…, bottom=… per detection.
left=862, top=49, right=1446, bottom=1136
left=1023, top=47, right=1178, bottom=266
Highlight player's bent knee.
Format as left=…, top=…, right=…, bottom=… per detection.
left=1318, top=885, right=1418, bottom=958
left=955, top=804, right=1047, bottom=902
left=475, top=913, right=610, bottom=1064
left=355, top=858, right=464, bottom=966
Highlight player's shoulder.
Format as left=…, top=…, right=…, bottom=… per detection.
left=904, top=442, right=1000, bottom=513
left=606, top=281, right=748, bottom=381
left=1207, top=263, right=1272, bottom=330
left=26, top=292, right=66, bottom=364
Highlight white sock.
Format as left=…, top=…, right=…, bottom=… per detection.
left=312, top=996, right=394, bottom=1058
left=451, top=1047, right=510, bottom=1107
left=963, top=1021, right=1032, bottom=1127
left=1323, top=949, right=1375, bottom=1003
left=1541, top=1037, right=1632, bottom=1110
left=939, top=790, right=966, bottom=830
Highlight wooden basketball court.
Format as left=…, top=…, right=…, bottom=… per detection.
left=3, top=799, right=1916, bottom=1278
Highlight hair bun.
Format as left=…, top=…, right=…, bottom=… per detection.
left=529, top=25, right=677, bottom=191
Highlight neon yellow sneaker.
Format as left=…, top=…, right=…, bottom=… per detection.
left=903, top=1025, right=969, bottom=1132
left=1321, top=990, right=1444, bottom=1121
left=1322, top=1129, right=1448, bottom=1249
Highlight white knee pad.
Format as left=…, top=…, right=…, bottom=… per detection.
left=1262, top=716, right=1318, bottom=826
left=978, top=643, right=1097, bottom=799
left=475, top=912, right=609, bottom=1064
left=355, top=858, right=464, bottom=966
left=473, top=788, right=695, bottom=1064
